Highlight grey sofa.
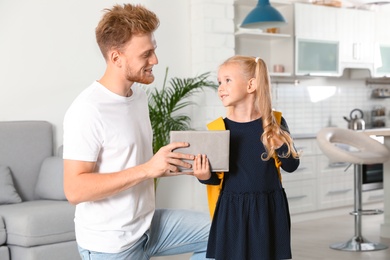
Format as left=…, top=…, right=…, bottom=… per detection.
left=0, top=121, right=79, bottom=260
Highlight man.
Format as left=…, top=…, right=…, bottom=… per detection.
left=63, top=4, right=210, bottom=260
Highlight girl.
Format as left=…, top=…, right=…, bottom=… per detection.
left=193, top=55, right=300, bottom=260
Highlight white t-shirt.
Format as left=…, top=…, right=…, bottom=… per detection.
left=63, top=81, right=155, bottom=253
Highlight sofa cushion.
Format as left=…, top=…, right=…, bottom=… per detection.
left=0, top=246, right=9, bottom=260
left=0, top=216, right=5, bottom=245
left=0, top=165, right=22, bottom=205
left=0, top=121, right=53, bottom=201
left=35, top=157, right=66, bottom=200
left=0, top=200, right=75, bottom=247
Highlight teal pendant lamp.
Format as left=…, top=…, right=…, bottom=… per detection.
left=240, top=0, right=287, bottom=29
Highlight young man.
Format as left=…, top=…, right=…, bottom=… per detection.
left=63, top=4, right=210, bottom=260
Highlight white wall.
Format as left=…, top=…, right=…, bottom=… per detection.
left=0, top=0, right=192, bottom=150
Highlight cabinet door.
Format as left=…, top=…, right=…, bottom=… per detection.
left=294, top=3, right=338, bottom=40
left=374, top=45, right=390, bottom=77
left=338, top=8, right=375, bottom=66
left=295, top=38, right=340, bottom=76
left=317, top=155, right=354, bottom=209
left=373, top=10, right=390, bottom=77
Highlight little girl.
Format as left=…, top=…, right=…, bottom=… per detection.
left=193, top=55, right=300, bottom=260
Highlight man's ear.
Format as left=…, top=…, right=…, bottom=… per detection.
left=247, top=78, right=257, bottom=94
left=109, top=50, right=122, bottom=67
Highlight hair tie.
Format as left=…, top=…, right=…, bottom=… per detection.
left=255, top=57, right=260, bottom=63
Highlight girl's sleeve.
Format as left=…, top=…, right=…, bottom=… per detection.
left=277, top=117, right=300, bottom=173
left=198, top=171, right=221, bottom=185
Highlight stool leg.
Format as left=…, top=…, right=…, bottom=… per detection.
left=330, top=164, right=388, bottom=251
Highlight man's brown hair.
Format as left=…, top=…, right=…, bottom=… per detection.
left=95, top=4, right=160, bottom=60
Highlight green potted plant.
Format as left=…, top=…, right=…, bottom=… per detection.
left=145, top=68, right=218, bottom=186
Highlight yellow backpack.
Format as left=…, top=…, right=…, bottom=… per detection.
left=206, top=111, right=282, bottom=218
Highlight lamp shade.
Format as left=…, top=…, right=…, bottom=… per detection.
left=240, top=0, right=287, bottom=29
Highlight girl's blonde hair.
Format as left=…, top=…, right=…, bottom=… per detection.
left=220, top=55, right=299, bottom=160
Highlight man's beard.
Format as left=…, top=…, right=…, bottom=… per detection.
left=126, top=67, right=155, bottom=85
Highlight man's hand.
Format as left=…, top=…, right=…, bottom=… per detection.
left=142, top=142, right=195, bottom=178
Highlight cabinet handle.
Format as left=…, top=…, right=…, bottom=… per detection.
left=367, top=194, right=384, bottom=200
left=287, top=195, right=307, bottom=200
left=327, top=188, right=352, bottom=195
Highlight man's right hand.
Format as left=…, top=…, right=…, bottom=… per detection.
left=142, top=142, right=195, bottom=178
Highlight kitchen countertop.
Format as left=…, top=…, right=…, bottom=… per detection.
left=360, top=128, right=390, bottom=136
left=292, top=133, right=317, bottom=139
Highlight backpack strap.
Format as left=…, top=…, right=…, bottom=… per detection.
left=206, top=117, right=226, bottom=218
left=273, top=110, right=283, bottom=182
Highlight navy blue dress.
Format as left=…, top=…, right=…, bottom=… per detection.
left=204, top=117, right=300, bottom=260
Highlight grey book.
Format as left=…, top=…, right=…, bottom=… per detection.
left=170, top=130, right=230, bottom=172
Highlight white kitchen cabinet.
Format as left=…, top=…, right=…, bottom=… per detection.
left=295, top=38, right=340, bottom=76
left=294, top=3, right=341, bottom=76
left=283, top=179, right=317, bottom=214
left=317, top=156, right=354, bottom=209
left=374, top=45, right=390, bottom=77
left=337, top=8, right=375, bottom=73
left=373, top=10, right=390, bottom=77
left=281, top=138, right=319, bottom=214
left=363, top=189, right=384, bottom=204
left=294, top=3, right=338, bottom=41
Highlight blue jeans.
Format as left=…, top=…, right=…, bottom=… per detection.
left=78, top=209, right=211, bottom=260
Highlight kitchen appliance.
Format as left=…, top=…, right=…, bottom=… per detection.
left=362, top=163, right=383, bottom=191
left=362, top=135, right=384, bottom=191
left=343, top=108, right=366, bottom=130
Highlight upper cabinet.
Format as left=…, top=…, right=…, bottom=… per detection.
left=234, top=1, right=387, bottom=78
left=374, top=10, right=390, bottom=77
left=294, top=3, right=338, bottom=41
left=294, top=3, right=340, bottom=76
left=337, top=8, right=375, bottom=73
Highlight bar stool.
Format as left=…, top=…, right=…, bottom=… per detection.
left=317, top=127, right=390, bottom=251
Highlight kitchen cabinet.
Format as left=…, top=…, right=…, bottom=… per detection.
left=317, top=156, right=354, bottom=209
left=374, top=45, right=390, bottom=77
left=373, top=10, right=390, bottom=77
left=294, top=3, right=338, bottom=41
left=295, top=38, right=340, bottom=76
left=282, top=138, right=318, bottom=214
left=337, top=7, right=375, bottom=73
left=294, top=3, right=341, bottom=76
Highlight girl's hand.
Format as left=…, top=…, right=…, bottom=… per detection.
left=193, top=154, right=211, bottom=180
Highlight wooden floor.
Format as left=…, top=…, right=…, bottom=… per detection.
left=153, top=204, right=390, bottom=260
